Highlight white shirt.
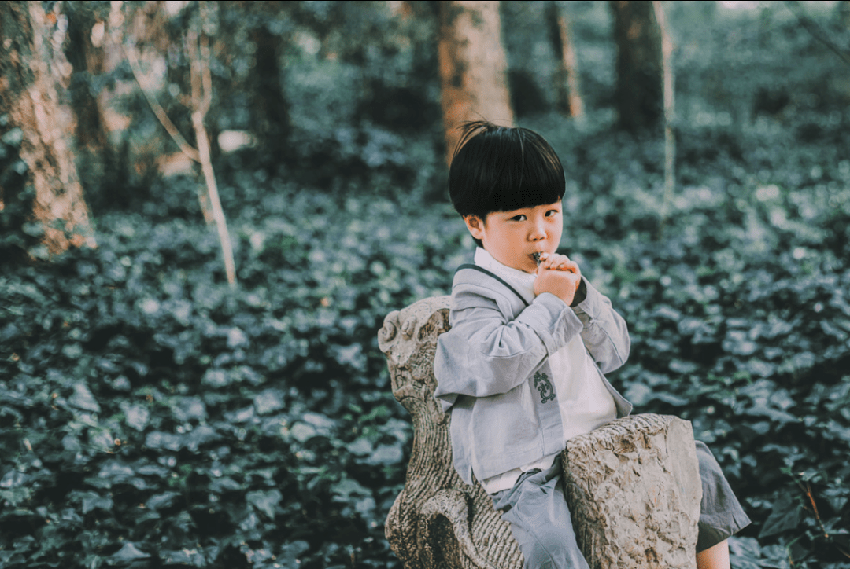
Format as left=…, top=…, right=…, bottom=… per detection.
left=474, top=248, right=617, bottom=494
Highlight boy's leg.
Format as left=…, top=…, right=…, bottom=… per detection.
left=696, top=540, right=730, bottom=569
left=491, top=464, right=589, bottom=569
left=695, top=441, right=751, bottom=552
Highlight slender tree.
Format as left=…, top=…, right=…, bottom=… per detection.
left=654, top=1, right=675, bottom=236
left=126, top=2, right=236, bottom=287
left=610, top=1, right=663, bottom=132
left=0, top=1, right=96, bottom=256
left=187, top=8, right=237, bottom=289
left=438, top=1, right=513, bottom=164
left=243, top=2, right=291, bottom=168
left=548, top=2, right=584, bottom=119
left=64, top=3, right=122, bottom=205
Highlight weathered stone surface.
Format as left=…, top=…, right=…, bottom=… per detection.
left=563, top=414, right=702, bottom=569
left=379, top=297, right=701, bottom=569
left=379, top=297, right=521, bottom=569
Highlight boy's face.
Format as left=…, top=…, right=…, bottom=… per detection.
left=464, top=200, right=563, bottom=274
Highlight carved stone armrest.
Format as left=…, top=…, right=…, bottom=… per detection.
left=563, top=414, right=702, bottom=568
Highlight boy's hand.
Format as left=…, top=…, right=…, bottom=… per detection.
left=534, top=268, right=581, bottom=305
left=534, top=253, right=582, bottom=305
left=536, top=252, right=580, bottom=275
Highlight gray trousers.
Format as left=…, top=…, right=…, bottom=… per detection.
left=491, top=463, right=589, bottom=569
left=490, top=441, right=751, bottom=569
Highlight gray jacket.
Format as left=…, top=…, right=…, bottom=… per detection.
left=433, top=264, right=633, bottom=486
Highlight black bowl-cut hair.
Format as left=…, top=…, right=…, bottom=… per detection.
left=448, top=121, right=566, bottom=220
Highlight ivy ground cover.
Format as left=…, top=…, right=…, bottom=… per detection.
left=2, top=134, right=850, bottom=567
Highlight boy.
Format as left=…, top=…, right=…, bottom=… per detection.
left=433, top=122, right=750, bottom=569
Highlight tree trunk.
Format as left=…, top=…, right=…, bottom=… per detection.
left=839, top=0, right=850, bottom=28
left=64, top=3, right=120, bottom=207
left=438, top=1, right=513, bottom=165
left=548, top=2, right=584, bottom=119
left=244, top=3, right=291, bottom=169
left=610, top=1, right=663, bottom=132
left=654, top=1, right=675, bottom=237
left=187, top=21, right=237, bottom=290
left=0, top=1, right=96, bottom=256
left=130, top=1, right=197, bottom=185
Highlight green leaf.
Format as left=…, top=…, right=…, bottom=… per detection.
left=112, top=542, right=150, bottom=562
left=760, top=493, right=803, bottom=539
left=1, top=127, right=23, bottom=145
left=246, top=489, right=281, bottom=520
left=68, top=383, right=100, bottom=413
left=728, top=537, right=766, bottom=569
left=367, top=444, right=403, bottom=465
left=289, top=423, right=316, bottom=443
left=253, top=389, right=285, bottom=415
left=0, top=486, right=31, bottom=507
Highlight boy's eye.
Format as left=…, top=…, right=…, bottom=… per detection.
left=511, top=215, right=527, bottom=221
left=546, top=209, right=560, bottom=217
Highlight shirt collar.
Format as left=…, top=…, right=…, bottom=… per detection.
left=474, top=247, right=536, bottom=304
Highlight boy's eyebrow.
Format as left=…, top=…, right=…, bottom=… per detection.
left=498, top=203, right=562, bottom=214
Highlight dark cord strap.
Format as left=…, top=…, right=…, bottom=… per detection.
left=458, top=263, right=588, bottom=308
left=456, top=264, right=530, bottom=308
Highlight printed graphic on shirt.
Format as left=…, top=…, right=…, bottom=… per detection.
left=534, top=371, right=556, bottom=403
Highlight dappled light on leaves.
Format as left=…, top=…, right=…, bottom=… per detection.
left=2, top=1, right=850, bottom=568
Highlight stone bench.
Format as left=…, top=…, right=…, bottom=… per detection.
left=378, top=296, right=702, bottom=569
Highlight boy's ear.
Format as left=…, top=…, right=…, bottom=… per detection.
left=463, top=215, right=485, bottom=240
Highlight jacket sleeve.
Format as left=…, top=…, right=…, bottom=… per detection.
left=433, top=285, right=583, bottom=410
left=572, top=278, right=630, bottom=373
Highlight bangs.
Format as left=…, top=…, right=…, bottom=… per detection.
left=488, top=134, right=564, bottom=212
left=449, top=122, right=565, bottom=217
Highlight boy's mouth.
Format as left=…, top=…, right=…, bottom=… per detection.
left=531, top=252, right=543, bottom=266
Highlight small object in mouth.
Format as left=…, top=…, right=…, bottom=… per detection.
left=532, top=252, right=543, bottom=266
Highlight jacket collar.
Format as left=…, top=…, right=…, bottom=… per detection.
left=474, top=248, right=536, bottom=304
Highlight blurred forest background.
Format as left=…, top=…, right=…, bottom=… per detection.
left=2, top=1, right=850, bottom=567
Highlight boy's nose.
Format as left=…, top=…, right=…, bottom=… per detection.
left=529, top=219, right=546, bottom=240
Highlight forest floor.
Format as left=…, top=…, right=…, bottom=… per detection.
left=2, top=110, right=850, bottom=567
left=3, top=4, right=850, bottom=566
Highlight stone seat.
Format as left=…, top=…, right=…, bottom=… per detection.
left=378, top=296, right=702, bottom=569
